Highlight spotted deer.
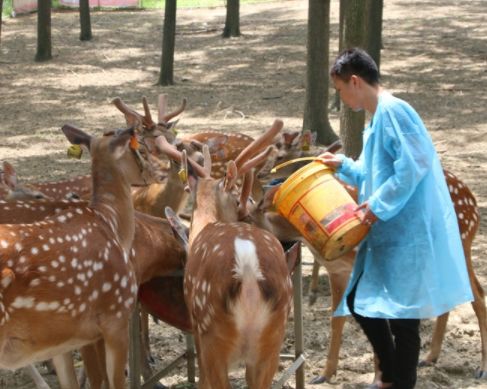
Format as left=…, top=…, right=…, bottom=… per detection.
left=246, top=167, right=486, bottom=383
left=0, top=160, right=91, bottom=201
left=0, top=197, right=187, bottom=389
left=0, top=124, right=190, bottom=389
left=0, top=161, right=54, bottom=201
left=155, top=119, right=297, bottom=388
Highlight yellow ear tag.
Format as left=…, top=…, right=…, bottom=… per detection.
left=67, top=144, right=83, bottom=159
left=130, top=136, right=140, bottom=150
left=178, top=168, right=188, bottom=183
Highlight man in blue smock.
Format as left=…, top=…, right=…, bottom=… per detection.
left=319, top=48, right=473, bottom=389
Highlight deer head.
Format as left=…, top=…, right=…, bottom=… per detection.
left=112, top=94, right=187, bottom=144
left=0, top=162, right=54, bottom=201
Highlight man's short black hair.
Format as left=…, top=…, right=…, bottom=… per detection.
left=330, top=48, right=380, bottom=85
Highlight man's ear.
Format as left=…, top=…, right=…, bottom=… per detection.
left=350, top=74, right=359, bottom=87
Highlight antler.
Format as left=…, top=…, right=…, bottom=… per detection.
left=158, top=94, right=187, bottom=125
left=234, top=119, right=283, bottom=169
left=154, top=135, right=209, bottom=178
left=112, top=97, right=149, bottom=130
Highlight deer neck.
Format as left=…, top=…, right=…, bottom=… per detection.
left=188, top=202, right=219, bottom=246
left=90, top=166, right=136, bottom=255
left=189, top=182, right=238, bottom=245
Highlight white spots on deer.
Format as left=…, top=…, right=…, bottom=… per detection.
left=124, top=297, right=134, bottom=309
left=120, top=276, right=128, bottom=289
left=29, top=279, right=41, bottom=287
left=11, top=296, right=36, bottom=309
left=102, top=282, right=112, bottom=292
left=35, top=301, right=60, bottom=312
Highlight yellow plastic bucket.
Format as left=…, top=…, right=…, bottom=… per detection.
left=272, top=160, right=369, bottom=260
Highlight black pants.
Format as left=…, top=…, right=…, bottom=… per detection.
left=347, top=281, right=421, bottom=389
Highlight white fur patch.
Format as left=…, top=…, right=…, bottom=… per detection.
left=232, top=238, right=264, bottom=281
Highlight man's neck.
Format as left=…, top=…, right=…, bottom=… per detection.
left=363, top=84, right=383, bottom=115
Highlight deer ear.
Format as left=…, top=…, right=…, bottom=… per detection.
left=109, top=128, right=134, bottom=159
left=283, top=130, right=300, bottom=146
left=2, top=161, right=18, bottom=189
left=261, top=184, right=280, bottom=210
left=62, top=124, right=92, bottom=150
left=224, top=161, right=238, bottom=192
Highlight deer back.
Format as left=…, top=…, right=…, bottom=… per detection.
left=444, top=169, right=479, bottom=250
left=185, top=222, right=292, bottom=336
left=0, top=161, right=91, bottom=201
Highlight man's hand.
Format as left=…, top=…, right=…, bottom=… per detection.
left=317, top=152, right=342, bottom=169
left=355, top=201, right=378, bottom=226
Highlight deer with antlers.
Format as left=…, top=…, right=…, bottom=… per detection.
left=154, top=119, right=297, bottom=388
left=0, top=124, right=192, bottom=389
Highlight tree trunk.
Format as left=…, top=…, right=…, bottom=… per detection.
left=158, top=0, right=177, bottom=86
left=35, top=0, right=52, bottom=62
left=79, top=0, right=93, bottom=41
left=339, top=0, right=367, bottom=159
left=303, top=0, right=337, bottom=146
left=0, top=0, right=3, bottom=44
left=332, top=0, right=347, bottom=111
left=222, top=0, right=240, bottom=38
left=366, top=0, right=383, bottom=70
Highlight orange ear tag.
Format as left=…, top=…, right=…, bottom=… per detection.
left=130, top=136, right=140, bottom=150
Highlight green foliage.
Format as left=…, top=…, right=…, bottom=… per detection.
left=2, top=0, right=270, bottom=18
left=140, top=0, right=268, bottom=9
left=3, top=0, right=13, bottom=17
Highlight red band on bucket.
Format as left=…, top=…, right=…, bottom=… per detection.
left=321, top=203, right=357, bottom=235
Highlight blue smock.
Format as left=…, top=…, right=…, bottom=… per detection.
left=334, top=91, right=473, bottom=319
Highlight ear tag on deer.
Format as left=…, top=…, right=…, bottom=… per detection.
left=301, top=132, right=311, bottom=151
left=67, top=144, right=83, bottom=159
left=129, top=136, right=140, bottom=151
left=179, top=149, right=190, bottom=191
left=178, top=168, right=188, bottom=184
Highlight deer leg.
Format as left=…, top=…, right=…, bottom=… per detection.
left=52, top=352, right=80, bottom=389
left=139, top=307, right=155, bottom=381
left=420, top=312, right=449, bottom=367
left=468, top=265, right=487, bottom=378
left=246, top=318, right=286, bottom=389
left=24, top=364, right=51, bottom=389
left=310, top=253, right=353, bottom=384
left=309, top=260, right=321, bottom=306
left=103, top=327, right=129, bottom=389
left=197, top=335, right=232, bottom=389
left=80, top=341, right=108, bottom=389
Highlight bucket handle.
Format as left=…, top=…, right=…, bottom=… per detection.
left=271, top=157, right=335, bottom=173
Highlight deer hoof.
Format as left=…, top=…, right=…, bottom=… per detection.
left=418, top=359, right=436, bottom=367
left=474, top=368, right=487, bottom=379
left=308, top=292, right=318, bottom=306
left=309, top=375, right=328, bottom=384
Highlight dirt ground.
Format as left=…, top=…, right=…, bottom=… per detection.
left=0, top=0, right=486, bottom=388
